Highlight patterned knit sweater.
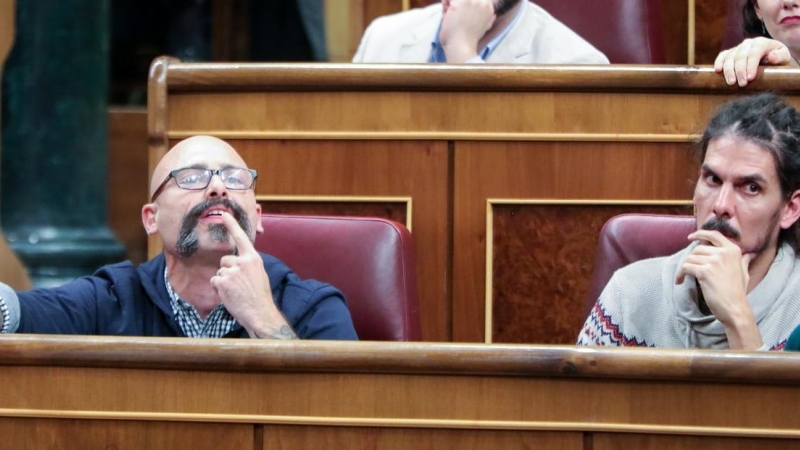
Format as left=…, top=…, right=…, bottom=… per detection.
left=577, top=242, right=800, bottom=350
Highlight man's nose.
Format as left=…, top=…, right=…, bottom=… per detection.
left=205, top=173, right=228, bottom=198
left=712, top=184, right=734, bottom=218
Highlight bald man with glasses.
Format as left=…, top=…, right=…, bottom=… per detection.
left=0, top=136, right=358, bottom=340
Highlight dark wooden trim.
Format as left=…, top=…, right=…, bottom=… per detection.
left=147, top=56, right=172, bottom=158
left=2, top=335, right=800, bottom=383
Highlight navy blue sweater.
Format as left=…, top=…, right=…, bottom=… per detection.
left=17, top=253, right=358, bottom=340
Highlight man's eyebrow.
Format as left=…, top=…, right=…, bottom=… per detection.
left=700, top=164, right=768, bottom=184
left=700, top=164, right=718, bottom=177
left=737, top=173, right=768, bottom=185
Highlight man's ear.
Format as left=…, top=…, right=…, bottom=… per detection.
left=780, top=190, right=800, bottom=230
left=255, top=203, right=264, bottom=235
left=142, top=203, right=159, bottom=236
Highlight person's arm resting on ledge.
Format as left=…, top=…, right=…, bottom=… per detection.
left=0, top=282, right=20, bottom=333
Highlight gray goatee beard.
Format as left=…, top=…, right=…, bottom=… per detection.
left=175, top=198, right=252, bottom=258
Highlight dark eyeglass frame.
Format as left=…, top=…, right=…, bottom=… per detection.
left=150, top=167, right=258, bottom=202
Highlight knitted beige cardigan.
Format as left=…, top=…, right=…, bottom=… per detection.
left=578, top=242, right=800, bottom=350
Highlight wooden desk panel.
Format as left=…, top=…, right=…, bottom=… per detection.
left=0, top=419, right=253, bottom=450
left=263, top=426, right=583, bottom=450
left=2, top=336, right=800, bottom=450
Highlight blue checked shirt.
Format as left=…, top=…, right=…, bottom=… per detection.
left=165, top=268, right=239, bottom=338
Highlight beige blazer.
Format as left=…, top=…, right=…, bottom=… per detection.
left=352, top=1, right=609, bottom=64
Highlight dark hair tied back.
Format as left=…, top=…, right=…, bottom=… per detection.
left=743, top=0, right=770, bottom=38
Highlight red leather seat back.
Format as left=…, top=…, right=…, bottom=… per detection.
left=255, top=214, right=421, bottom=341
left=585, top=214, right=696, bottom=316
left=534, top=0, right=666, bottom=63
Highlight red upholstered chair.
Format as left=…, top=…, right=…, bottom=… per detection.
left=254, top=214, right=421, bottom=341
left=584, top=214, right=696, bottom=316
left=534, top=0, right=666, bottom=63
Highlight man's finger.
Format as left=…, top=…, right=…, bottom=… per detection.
left=721, top=51, right=737, bottom=85
left=742, top=252, right=756, bottom=266
left=219, top=254, right=238, bottom=268
left=714, top=48, right=728, bottom=72
left=687, top=229, right=733, bottom=247
left=675, top=264, right=691, bottom=284
left=221, top=212, right=256, bottom=254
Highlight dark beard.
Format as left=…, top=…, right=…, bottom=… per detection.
left=175, top=198, right=252, bottom=258
left=495, top=0, right=521, bottom=16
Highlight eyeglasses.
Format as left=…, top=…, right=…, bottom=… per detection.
left=151, top=167, right=258, bottom=202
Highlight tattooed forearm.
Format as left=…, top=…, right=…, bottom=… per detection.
left=255, top=325, right=298, bottom=340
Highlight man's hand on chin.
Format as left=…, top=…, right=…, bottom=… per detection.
left=211, top=212, right=297, bottom=340
left=439, top=0, right=495, bottom=63
left=675, top=229, right=762, bottom=350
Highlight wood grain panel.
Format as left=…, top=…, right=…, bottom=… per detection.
left=166, top=90, right=749, bottom=138
left=262, top=425, right=582, bottom=450
left=491, top=204, right=692, bottom=344
left=258, top=201, right=408, bottom=227
left=454, top=141, right=699, bottom=342
left=4, top=359, right=800, bottom=428
left=4, top=337, right=800, bottom=447
left=0, top=418, right=253, bottom=450
left=695, top=0, right=729, bottom=65
left=107, top=108, right=148, bottom=265
left=660, top=0, right=690, bottom=64
left=594, top=433, right=800, bottom=450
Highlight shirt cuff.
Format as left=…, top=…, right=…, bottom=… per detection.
left=0, top=282, right=20, bottom=333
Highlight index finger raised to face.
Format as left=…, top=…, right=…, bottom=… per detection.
left=221, top=211, right=257, bottom=255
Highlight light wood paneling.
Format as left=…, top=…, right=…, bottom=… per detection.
left=262, top=426, right=583, bottom=450
left=165, top=90, right=732, bottom=138
left=594, top=434, right=800, bottom=450
left=0, top=418, right=253, bottom=450
left=3, top=337, right=800, bottom=450
left=258, top=200, right=409, bottom=227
